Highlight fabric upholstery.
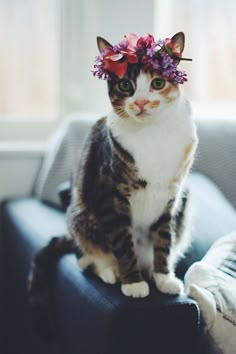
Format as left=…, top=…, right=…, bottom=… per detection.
left=2, top=173, right=236, bottom=354
left=192, top=118, right=236, bottom=208
left=2, top=197, right=199, bottom=354
left=177, top=173, right=236, bottom=278
left=1, top=200, right=64, bottom=354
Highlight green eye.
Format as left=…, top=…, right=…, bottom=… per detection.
left=151, top=78, right=166, bottom=90
left=118, top=79, right=132, bottom=92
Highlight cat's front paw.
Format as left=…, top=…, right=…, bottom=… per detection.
left=153, top=272, right=184, bottom=295
left=121, top=281, right=149, bottom=298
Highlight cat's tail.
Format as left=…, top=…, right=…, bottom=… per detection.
left=27, top=236, right=80, bottom=341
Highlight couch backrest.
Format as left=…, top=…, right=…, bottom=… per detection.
left=34, top=113, right=236, bottom=209
left=193, top=118, right=236, bottom=208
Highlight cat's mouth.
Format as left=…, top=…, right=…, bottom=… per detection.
left=135, top=110, right=150, bottom=118
left=132, top=111, right=151, bottom=123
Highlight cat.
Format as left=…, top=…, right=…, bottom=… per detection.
left=28, top=32, right=198, bottom=317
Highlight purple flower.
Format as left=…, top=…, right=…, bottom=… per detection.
left=92, top=33, right=190, bottom=85
left=146, top=47, right=156, bottom=57
left=113, top=39, right=129, bottom=52
left=92, top=55, right=111, bottom=80
left=156, top=39, right=165, bottom=47
left=161, top=55, right=174, bottom=69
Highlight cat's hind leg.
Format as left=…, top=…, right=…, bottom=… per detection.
left=79, top=252, right=149, bottom=295
left=121, top=281, right=150, bottom=298
left=94, top=253, right=119, bottom=284
left=79, top=252, right=119, bottom=284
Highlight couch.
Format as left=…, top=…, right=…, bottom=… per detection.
left=1, top=113, right=236, bottom=354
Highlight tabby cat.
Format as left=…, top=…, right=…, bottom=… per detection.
left=28, top=32, right=198, bottom=310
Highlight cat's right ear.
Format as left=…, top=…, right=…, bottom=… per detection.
left=171, top=32, right=185, bottom=54
left=97, top=37, right=113, bottom=54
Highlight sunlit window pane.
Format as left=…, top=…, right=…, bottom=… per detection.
left=155, top=0, right=236, bottom=104
left=0, top=0, right=59, bottom=119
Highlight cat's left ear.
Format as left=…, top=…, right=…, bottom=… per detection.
left=97, top=37, right=113, bottom=54
left=171, top=32, right=185, bottom=54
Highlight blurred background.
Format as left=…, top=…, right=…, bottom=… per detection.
left=0, top=0, right=236, bottom=141
left=0, top=0, right=236, bottom=199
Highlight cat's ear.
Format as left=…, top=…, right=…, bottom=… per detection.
left=171, top=32, right=185, bottom=54
left=97, top=37, right=113, bottom=54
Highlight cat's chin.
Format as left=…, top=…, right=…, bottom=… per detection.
left=129, top=112, right=152, bottom=124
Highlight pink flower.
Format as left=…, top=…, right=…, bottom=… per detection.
left=137, top=33, right=155, bottom=48
left=103, top=46, right=138, bottom=78
left=124, top=33, right=138, bottom=51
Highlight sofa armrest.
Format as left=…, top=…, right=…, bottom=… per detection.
left=1, top=197, right=201, bottom=354
left=53, top=256, right=201, bottom=354
left=194, top=118, right=236, bottom=208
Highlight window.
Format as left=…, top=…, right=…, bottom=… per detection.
left=0, top=0, right=59, bottom=121
left=154, top=0, right=236, bottom=118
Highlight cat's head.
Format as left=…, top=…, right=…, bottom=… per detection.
left=93, top=32, right=190, bottom=123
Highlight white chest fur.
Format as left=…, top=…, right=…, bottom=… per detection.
left=108, top=97, right=197, bottom=231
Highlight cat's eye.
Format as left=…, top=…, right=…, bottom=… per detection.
left=151, top=78, right=166, bottom=90
left=118, top=79, right=132, bottom=92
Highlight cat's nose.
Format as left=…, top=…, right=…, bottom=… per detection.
left=134, top=99, right=149, bottom=110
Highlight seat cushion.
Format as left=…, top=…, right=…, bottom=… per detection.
left=176, top=173, right=236, bottom=278
left=1, top=172, right=236, bottom=354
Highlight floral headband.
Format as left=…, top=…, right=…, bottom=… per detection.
left=92, top=33, right=192, bottom=85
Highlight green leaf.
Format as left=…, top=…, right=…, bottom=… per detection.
left=165, top=45, right=173, bottom=56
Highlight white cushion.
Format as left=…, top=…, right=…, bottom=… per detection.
left=185, top=232, right=236, bottom=354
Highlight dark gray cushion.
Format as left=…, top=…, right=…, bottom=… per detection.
left=192, top=119, right=236, bottom=208
left=1, top=172, right=236, bottom=354
left=177, top=173, right=236, bottom=278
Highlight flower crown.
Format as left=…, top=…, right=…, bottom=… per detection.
left=92, top=33, right=192, bottom=85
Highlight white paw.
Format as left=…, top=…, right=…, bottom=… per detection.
left=153, top=273, right=184, bottom=295
left=121, top=281, right=150, bottom=298
left=98, top=267, right=117, bottom=284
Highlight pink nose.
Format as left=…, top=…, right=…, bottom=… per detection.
left=134, top=99, right=149, bottom=110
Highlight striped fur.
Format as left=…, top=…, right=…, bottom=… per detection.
left=67, top=114, right=195, bottom=295
left=67, top=118, right=145, bottom=285
left=28, top=34, right=198, bottom=336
